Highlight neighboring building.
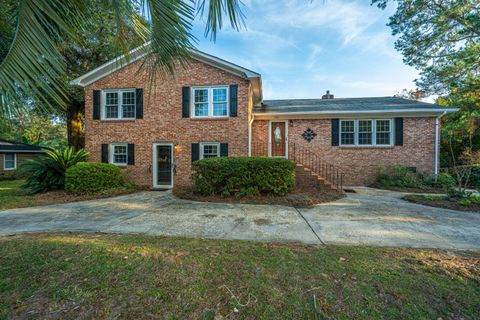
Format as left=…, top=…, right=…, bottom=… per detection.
left=0, top=139, right=45, bottom=178
left=71, top=43, right=457, bottom=189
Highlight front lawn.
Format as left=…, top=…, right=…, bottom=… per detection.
left=1, top=233, right=479, bottom=319
left=0, top=179, right=141, bottom=211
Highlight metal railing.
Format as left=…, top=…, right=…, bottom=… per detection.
left=250, top=142, right=344, bottom=191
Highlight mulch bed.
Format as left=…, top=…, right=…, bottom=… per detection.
left=28, top=187, right=148, bottom=207
left=174, top=186, right=345, bottom=207
left=369, top=184, right=446, bottom=194
left=403, top=195, right=480, bottom=212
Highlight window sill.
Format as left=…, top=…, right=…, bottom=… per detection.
left=337, top=145, right=395, bottom=150
left=3, top=168, right=16, bottom=171
left=98, top=119, right=137, bottom=123
left=190, top=117, right=230, bottom=121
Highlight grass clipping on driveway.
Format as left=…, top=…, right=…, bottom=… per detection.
left=1, top=233, right=479, bottom=319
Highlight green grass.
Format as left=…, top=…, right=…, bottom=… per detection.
left=1, top=233, right=479, bottom=319
left=0, top=179, right=36, bottom=210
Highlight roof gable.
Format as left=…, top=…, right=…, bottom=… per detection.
left=0, top=138, right=46, bottom=152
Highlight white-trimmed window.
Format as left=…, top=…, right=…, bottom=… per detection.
left=3, top=153, right=16, bottom=170
left=340, top=119, right=393, bottom=146
left=102, top=89, right=136, bottom=120
left=110, top=143, right=128, bottom=165
left=200, top=142, right=220, bottom=159
left=192, top=87, right=228, bottom=118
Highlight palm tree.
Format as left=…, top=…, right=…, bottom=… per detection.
left=0, top=0, right=244, bottom=124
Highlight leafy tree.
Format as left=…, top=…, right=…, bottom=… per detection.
left=0, top=0, right=244, bottom=148
left=375, top=0, right=479, bottom=167
left=373, top=0, right=479, bottom=95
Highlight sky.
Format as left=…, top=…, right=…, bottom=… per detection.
left=190, top=0, right=421, bottom=100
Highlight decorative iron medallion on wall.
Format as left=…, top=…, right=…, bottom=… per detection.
left=302, top=128, right=317, bottom=143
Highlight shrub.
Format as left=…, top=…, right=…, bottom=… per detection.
left=21, top=148, right=89, bottom=193
left=374, top=166, right=455, bottom=191
left=65, top=162, right=126, bottom=195
left=192, top=157, right=295, bottom=197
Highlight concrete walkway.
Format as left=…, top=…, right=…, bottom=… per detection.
left=0, top=188, right=479, bottom=250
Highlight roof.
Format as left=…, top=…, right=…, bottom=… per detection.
left=254, top=97, right=458, bottom=119
left=0, top=139, right=46, bottom=152
left=70, top=42, right=263, bottom=103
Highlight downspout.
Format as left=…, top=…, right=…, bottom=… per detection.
left=248, top=113, right=254, bottom=156
left=434, top=111, right=447, bottom=175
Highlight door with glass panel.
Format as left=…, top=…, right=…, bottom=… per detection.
left=153, top=143, right=174, bottom=188
left=270, top=121, right=287, bottom=158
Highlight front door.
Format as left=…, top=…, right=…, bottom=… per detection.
left=270, top=121, right=287, bottom=157
left=154, top=143, right=174, bottom=188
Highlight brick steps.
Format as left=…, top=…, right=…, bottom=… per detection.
left=295, top=163, right=338, bottom=191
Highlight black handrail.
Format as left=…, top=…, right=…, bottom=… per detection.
left=250, top=142, right=344, bottom=192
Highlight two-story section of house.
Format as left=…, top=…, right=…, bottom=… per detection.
left=72, top=45, right=262, bottom=188
left=72, top=43, right=457, bottom=188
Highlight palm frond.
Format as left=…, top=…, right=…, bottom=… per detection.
left=0, top=0, right=86, bottom=118
left=196, top=0, right=245, bottom=41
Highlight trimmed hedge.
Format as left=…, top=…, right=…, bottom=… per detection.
left=192, top=157, right=295, bottom=197
left=65, top=162, right=125, bottom=195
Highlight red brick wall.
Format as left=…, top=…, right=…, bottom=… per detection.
left=84, top=59, right=251, bottom=187
left=251, top=117, right=437, bottom=186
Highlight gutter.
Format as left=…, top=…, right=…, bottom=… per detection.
left=253, top=108, right=459, bottom=117
left=434, top=110, right=448, bottom=175
left=248, top=113, right=254, bottom=156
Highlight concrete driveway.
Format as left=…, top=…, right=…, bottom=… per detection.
left=0, top=188, right=479, bottom=250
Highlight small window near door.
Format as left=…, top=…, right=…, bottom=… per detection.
left=3, top=153, right=16, bottom=170
left=110, top=143, right=128, bottom=165
left=200, top=143, right=220, bottom=159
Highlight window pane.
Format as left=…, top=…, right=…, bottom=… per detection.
left=121, top=91, right=136, bottom=118
left=106, top=105, right=118, bottom=118
left=122, top=105, right=135, bottom=118
left=213, top=88, right=227, bottom=102
left=194, top=103, right=209, bottom=117
left=194, top=89, right=208, bottom=103
left=203, top=144, right=219, bottom=158
left=4, top=154, right=15, bottom=169
left=376, top=120, right=391, bottom=145
left=113, top=145, right=127, bottom=164
left=105, top=92, right=119, bottom=119
left=358, top=120, right=372, bottom=145
left=340, top=121, right=355, bottom=145
left=106, top=92, right=118, bottom=105
left=122, top=91, right=135, bottom=105
left=213, top=103, right=227, bottom=116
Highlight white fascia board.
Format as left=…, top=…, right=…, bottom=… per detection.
left=253, top=108, right=459, bottom=120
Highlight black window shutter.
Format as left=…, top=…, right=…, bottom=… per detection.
left=135, top=89, right=143, bottom=119
left=331, top=119, right=340, bottom=146
left=394, top=118, right=404, bottom=146
left=128, top=144, right=135, bottom=165
left=191, top=143, right=199, bottom=162
left=182, top=87, right=190, bottom=118
left=229, top=84, right=238, bottom=117
left=101, top=144, right=108, bottom=163
left=93, top=90, right=101, bottom=120
left=220, top=143, right=228, bottom=157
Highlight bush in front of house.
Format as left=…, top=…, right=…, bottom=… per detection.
left=65, top=162, right=126, bottom=195
left=192, top=156, right=295, bottom=197
left=21, top=147, right=89, bottom=194
left=374, top=166, right=455, bottom=191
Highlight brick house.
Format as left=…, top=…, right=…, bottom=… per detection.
left=0, top=139, right=45, bottom=178
left=71, top=44, right=457, bottom=189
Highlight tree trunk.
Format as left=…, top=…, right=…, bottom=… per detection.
left=67, top=98, right=85, bottom=151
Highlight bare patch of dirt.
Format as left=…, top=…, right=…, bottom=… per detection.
left=27, top=187, right=147, bottom=208
left=173, top=186, right=344, bottom=207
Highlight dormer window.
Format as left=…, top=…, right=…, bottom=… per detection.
left=102, top=89, right=136, bottom=120
left=192, top=86, right=229, bottom=118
